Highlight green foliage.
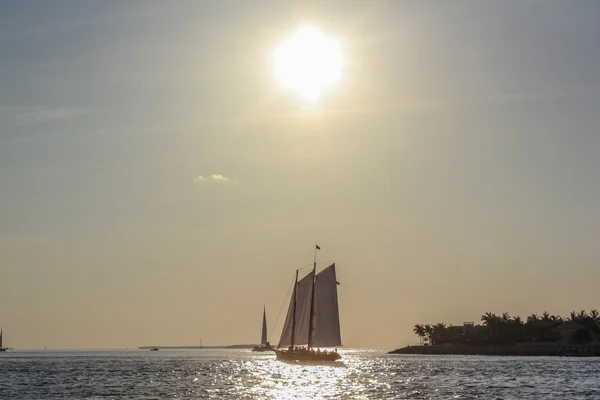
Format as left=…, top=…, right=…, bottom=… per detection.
left=412, top=310, right=599, bottom=346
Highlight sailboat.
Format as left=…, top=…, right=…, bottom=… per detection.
left=274, top=245, right=342, bottom=362
left=252, top=306, right=274, bottom=352
left=0, top=329, right=7, bottom=352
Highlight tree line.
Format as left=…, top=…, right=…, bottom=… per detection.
left=413, top=310, right=600, bottom=346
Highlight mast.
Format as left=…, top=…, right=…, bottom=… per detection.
left=307, top=245, right=319, bottom=349
left=290, top=269, right=299, bottom=348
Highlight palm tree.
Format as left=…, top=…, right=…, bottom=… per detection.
left=509, top=316, right=525, bottom=343
left=424, top=325, right=433, bottom=345
left=526, top=314, right=539, bottom=324
left=578, top=310, right=588, bottom=320
left=550, top=315, right=562, bottom=324
left=481, top=312, right=498, bottom=326
left=413, top=324, right=425, bottom=345
left=590, top=310, right=599, bottom=323
left=569, top=311, right=577, bottom=321
left=542, top=311, right=551, bottom=321
left=495, top=312, right=512, bottom=344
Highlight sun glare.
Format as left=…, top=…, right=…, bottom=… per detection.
left=274, top=26, right=344, bottom=101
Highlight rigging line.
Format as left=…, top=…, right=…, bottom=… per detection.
left=297, top=262, right=314, bottom=271
left=268, top=275, right=296, bottom=343
left=266, top=262, right=315, bottom=343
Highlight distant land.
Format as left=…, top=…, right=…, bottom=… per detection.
left=388, top=343, right=600, bottom=357
left=389, top=310, right=600, bottom=357
left=138, top=344, right=254, bottom=350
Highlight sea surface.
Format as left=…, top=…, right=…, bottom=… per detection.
left=1, top=349, right=600, bottom=399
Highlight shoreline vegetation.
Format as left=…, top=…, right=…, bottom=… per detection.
left=389, top=310, right=600, bottom=357
left=138, top=345, right=254, bottom=350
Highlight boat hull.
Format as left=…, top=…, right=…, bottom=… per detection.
left=0, top=348, right=7, bottom=352
left=274, top=349, right=341, bottom=362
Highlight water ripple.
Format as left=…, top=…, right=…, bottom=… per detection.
left=1, top=350, right=600, bottom=399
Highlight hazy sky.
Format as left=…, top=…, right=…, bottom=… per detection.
left=1, top=1, right=600, bottom=349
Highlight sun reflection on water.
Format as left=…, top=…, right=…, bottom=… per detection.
left=243, top=350, right=379, bottom=399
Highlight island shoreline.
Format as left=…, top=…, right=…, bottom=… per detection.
left=388, top=344, right=600, bottom=357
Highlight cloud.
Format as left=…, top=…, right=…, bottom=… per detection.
left=16, top=108, right=96, bottom=125
left=194, top=174, right=232, bottom=183
left=0, top=106, right=97, bottom=126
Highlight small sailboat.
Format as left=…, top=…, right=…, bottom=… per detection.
left=0, top=329, right=7, bottom=352
left=252, top=306, right=274, bottom=352
left=274, top=245, right=342, bottom=362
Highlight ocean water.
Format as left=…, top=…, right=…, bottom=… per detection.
left=1, top=349, right=600, bottom=399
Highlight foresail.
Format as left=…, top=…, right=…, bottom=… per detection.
left=278, top=284, right=296, bottom=348
left=261, top=307, right=268, bottom=345
left=278, top=271, right=314, bottom=348
left=311, top=264, right=342, bottom=347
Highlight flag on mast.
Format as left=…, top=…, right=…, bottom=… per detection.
left=316, top=245, right=320, bottom=250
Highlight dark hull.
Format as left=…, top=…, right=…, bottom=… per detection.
left=274, top=349, right=341, bottom=362
left=0, top=348, right=7, bottom=352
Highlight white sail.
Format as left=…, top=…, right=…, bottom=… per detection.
left=311, top=264, right=342, bottom=347
left=278, top=271, right=314, bottom=348
left=261, top=306, right=268, bottom=345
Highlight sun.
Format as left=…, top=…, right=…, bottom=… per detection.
left=273, top=26, right=344, bottom=101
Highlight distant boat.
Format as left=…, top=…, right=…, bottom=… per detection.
left=0, top=329, right=7, bottom=352
left=274, top=246, right=342, bottom=362
left=150, top=348, right=159, bottom=351
left=252, top=306, right=274, bottom=352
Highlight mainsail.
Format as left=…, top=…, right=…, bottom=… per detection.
left=278, top=271, right=314, bottom=348
left=311, top=264, right=342, bottom=347
left=261, top=306, right=268, bottom=345
left=278, top=263, right=341, bottom=349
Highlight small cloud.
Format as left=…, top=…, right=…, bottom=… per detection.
left=16, top=108, right=95, bottom=125
left=194, top=174, right=232, bottom=183
left=210, top=174, right=230, bottom=182
left=0, top=106, right=97, bottom=127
